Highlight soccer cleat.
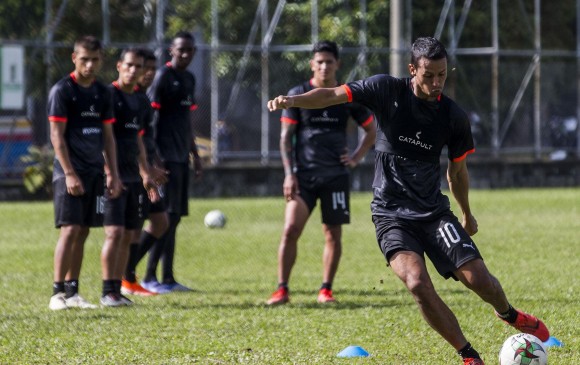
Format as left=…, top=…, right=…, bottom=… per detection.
left=141, top=280, right=172, bottom=294
left=266, top=287, right=289, bottom=305
left=100, top=293, right=126, bottom=307
left=121, top=279, right=157, bottom=296
left=495, top=309, right=550, bottom=342
left=119, top=294, right=134, bottom=306
left=65, top=294, right=98, bottom=309
left=163, top=281, right=193, bottom=292
left=463, top=358, right=484, bottom=365
left=317, top=288, right=337, bottom=303
left=49, top=292, right=68, bottom=311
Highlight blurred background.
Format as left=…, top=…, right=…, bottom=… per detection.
left=0, top=0, right=579, bottom=200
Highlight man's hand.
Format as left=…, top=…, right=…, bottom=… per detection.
left=142, top=174, right=160, bottom=203
left=340, top=148, right=357, bottom=168
left=65, top=172, right=84, bottom=196
left=283, top=174, right=299, bottom=202
left=462, top=213, right=478, bottom=236
left=106, top=174, right=123, bottom=199
left=150, top=164, right=169, bottom=185
left=268, top=95, right=294, bottom=111
left=190, top=153, right=203, bottom=180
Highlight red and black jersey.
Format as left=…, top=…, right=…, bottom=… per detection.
left=345, top=75, right=475, bottom=220
left=48, top=73, right=115, bottom=179
left=147, top=62, right=197, bottom=163
left=281, top=79, right=374, bottom=177
left=109, top=82, right=146, bottom=183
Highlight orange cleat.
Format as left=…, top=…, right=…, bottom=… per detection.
left=121, top=279, right=157, bottom=296
left=495, top=308, right=549, bottom=342
left=317, top=288, right=336, bottom=303
left=266, top=287, right=289, bottom=305
left=463, top=358, right=484, bottom=365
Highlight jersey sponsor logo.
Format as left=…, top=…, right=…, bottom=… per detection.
left=394, top=101, right=398, bottom=108
left=180, top=95, right=193, bottom=107
left=125, top=116, right=140, bottom=130
left=310, top=110, right=339, bottom=123
left=399, top=131, right=433, bottom=150
left=82, top=127, right=102, bottom=135
left=81, top=104, right=101, bottom=118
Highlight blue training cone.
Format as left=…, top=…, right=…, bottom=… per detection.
left=543, top=336, right=564, bottom=348
left=337, top=345, right=370, bottom=358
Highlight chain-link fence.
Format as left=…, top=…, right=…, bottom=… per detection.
left=1, top=0, right=579, bottom=198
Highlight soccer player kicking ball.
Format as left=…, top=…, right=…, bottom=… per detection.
left=267, top=37, right=549, bottom=365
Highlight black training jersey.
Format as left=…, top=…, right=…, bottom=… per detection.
left=148, top=62, right=197, bottom=163
left=345, top=75, right=474, bottom=220
left=281, top=79, right=374, bottom=177
left=135, top=86, right=157, bottom=165
left=109, top=82, right=146, bottom=183
left=48, top=73, right=115, bottom=179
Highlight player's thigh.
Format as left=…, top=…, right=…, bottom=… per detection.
left=318, top=174, right=350, bottom=225
left=124, top=182, right=147, bottom=230
left=372, top=216, right=425, bottom=264
left=164, top=162, right=189, bottom=216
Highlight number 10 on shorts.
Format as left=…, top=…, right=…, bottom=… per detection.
left=438, top=222, right=461, bottom=248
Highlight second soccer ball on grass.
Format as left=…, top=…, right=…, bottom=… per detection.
left=204, top=210, right=226, bottom=228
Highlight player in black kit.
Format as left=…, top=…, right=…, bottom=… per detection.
left=100, top=48, right=160, bottom=307
left=267, top=37, right=549, bottom=365
left=141, top=31, right=203, bottom=293
left=48, top=36, right=122, bottom=310
left=121, top=48, right=170, bottom=297
left=266, top=41, right=376, bottom=305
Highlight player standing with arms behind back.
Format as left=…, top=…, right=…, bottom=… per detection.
left=48, top=35, right=122, bottom=310
left=141, top=31, right=203, bottom=293
left=267, top=37, right=549, bottom=364
left=266, top=41, right=376, bottom=305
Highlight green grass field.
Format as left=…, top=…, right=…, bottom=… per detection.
left=0, top=188, right=578, bottom=364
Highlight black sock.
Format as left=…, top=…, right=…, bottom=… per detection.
left=457, top=342, right=481, bottom=359
left=102, top=280, right=116, bottom=296
left=137, top=231, right=158, bottom=262
left=53, top=282, right=65, bottom=296
left=124, top=243, right=139, bottom=282
left=321, top=282, right=332, bottom=290
left=497, top=304, right=518, bottom=323
left=64, top=279, right=79, bottom=298
left=114, top=280, right=122, bottom=295
left=278, top=282, right=288, bottom=290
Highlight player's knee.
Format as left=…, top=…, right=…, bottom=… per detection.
left=282, top=223, right=302, bottom=241
left=404, top=274, right=434, bottom=298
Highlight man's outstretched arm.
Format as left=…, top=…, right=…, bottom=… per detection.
left=268, top=86, right=348, bottom=111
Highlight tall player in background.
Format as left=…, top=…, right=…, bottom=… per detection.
left=141, top=31, right=203, bottom=293
left=267, top=37, right=550, bottom=365
left=122, top=48, right=170, bottom=296
left=266, top=40, right=376, bottom=305
left=48, top=35, right=122, bottom=310
left=100, top=48, right=160, bottom=306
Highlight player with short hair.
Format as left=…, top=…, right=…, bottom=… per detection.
left=140, top=31, right=203, bottom=293
left=267, top=37, right=549, bottom=364
left=48, top=35, right=122, bottom=310
left=266, top=40, right=376, bottom=305
left=121, top=48, right=170, bottom=296
left=99, top=48, right=160, bottom=306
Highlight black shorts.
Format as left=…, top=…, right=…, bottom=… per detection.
left=162, top=162, right=189, bottom=216
left=372, top=213, right=483, bottom=280
left=103, top=181, right=147, bottom=229
left=297, top=173, right=350, bottom=225
left=53, top=173, right=105, bottom=228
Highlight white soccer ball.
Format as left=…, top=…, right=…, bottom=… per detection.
left=204, top=209, right=226, bottom=228
left=499, top=333, right=547, bottom=365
